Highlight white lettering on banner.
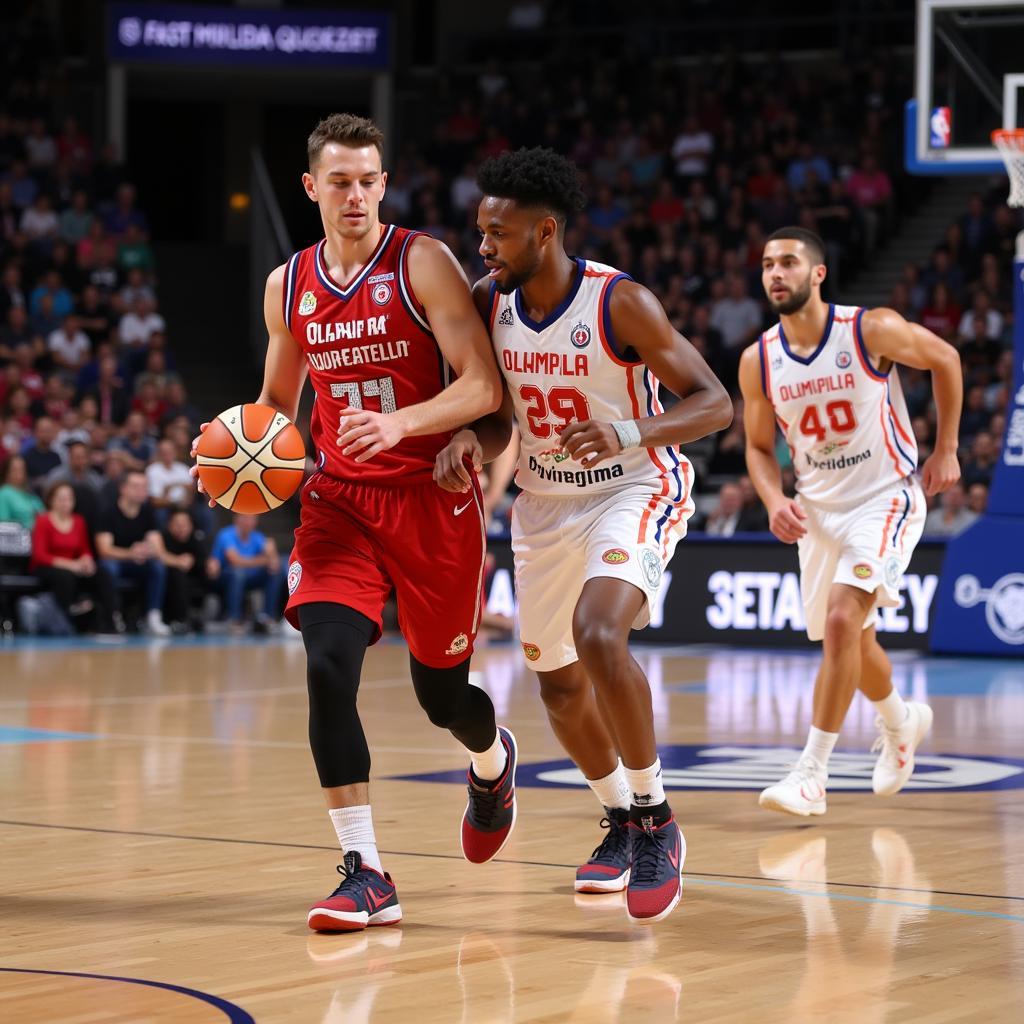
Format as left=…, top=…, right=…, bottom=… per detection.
left=143, top=20, right=192, bottom=47
left=128, top=19, right=380, bottom=55
left=486, top=569, right=517, bottom=620
left=649, top=571, right=673, bottom=628
left=705, top=571, right=938, bottom=635
left=1004, top=407, right=1024, bottom=466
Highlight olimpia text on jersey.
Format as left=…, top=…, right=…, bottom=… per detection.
left=759, top=304, right=918, bottom=511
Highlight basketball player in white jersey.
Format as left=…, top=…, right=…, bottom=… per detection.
left=739, top=227, right=963, bottom=816
left=434, top=148, right=733, bottom=923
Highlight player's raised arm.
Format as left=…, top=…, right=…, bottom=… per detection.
left=257, top=263, right=309, bottom=423
left=738, top=343, right=806, bottom=543
left=557, top=280, right=732, bottom=467
left=859, top=307, right=962, bottom=496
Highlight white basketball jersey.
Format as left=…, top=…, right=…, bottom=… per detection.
left=760, top=303, right=918, bottom=510
left=490, top=257, right=691, bottom=505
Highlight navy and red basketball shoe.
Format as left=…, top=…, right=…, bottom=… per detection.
left=461, top=727, right=518, bottom=863
left=625, top=814, right=686, bottom=924
left=307, top=851, right=402, bottom=932
left=575, top=808, right=631, bottom=893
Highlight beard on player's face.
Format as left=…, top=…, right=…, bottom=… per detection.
left=493, top=237, right=543, bottom=294
left=767, top=270, right=814, bottom=315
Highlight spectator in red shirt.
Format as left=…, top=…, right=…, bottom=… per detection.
left=31, top=481, right=116, bottom=630
left=919, top=283, right=961, bottom=341
left=845, top=154, right=893, bottom=252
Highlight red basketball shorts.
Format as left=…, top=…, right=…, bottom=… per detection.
left=285, top=470, right=486, bottom=667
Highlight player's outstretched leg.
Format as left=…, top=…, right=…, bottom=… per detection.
left=859, top=631, right=933, bottom=796
left=300, top=603, right=402, bottom=933
left=410, top=654, right=518, bottom=863
left=537, top=663, right=631, bottom=893
left=760, top=585, right=875, bottom=817
left=572, top=579, right=685, bottom=924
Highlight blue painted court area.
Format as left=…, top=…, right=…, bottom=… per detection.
left=0, top=726, right=98, bottom=744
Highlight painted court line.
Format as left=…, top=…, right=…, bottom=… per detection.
left=2, top=819, right=1021, bottom=920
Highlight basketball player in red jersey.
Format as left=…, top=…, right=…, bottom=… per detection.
left=193, top=114, right=517, bottom=933
left=435, top=149, right=733, bottom=923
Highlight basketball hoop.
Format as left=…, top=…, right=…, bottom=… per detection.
left=992, top=129, right=1024, bottom=208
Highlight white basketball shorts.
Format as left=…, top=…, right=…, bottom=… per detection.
left=797, top=476, right=926, bottom=642
left=511, top=481, right=693, bottom=671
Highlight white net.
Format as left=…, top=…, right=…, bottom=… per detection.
left=992, top=129, right=1024, bottom=209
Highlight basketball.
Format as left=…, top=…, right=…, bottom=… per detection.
left=195, top=403, right=306, bottom=513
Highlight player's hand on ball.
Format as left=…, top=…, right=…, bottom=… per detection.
left=920, top=448, right=960, bottom=496
left=557, top=419, right=620, bottom=468
left=434, top=430, right=482, bottom=493
left=188, top=422, right=217, bottom=508
left=337, top=407, right=404, bottom=463
left=768, top=498, right=808, bottom=544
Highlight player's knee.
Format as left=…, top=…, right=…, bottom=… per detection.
left=410, top=657, right=471, bottom=730
left=538, top=674, right=585, bottom=715
left=824, top=603, right=862, bottom=645
left=573, top=620, right=625, bottom=670
left=306, top=650, right=358, bottom=709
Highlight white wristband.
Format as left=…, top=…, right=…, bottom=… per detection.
left=611, top=420, right=642, bottom=450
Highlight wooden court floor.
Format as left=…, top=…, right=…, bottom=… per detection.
left=1, top=635, right=1022, bottom=1022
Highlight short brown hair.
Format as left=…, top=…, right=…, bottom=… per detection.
left=307, top=113, right=384, bottom=168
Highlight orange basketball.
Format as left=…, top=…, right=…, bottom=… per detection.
left=196, top=404, right=306, bottom=514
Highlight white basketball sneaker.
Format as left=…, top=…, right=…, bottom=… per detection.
left=871, top=701, right=933, bottom=797
left=758, top=756, right=828, bottom=817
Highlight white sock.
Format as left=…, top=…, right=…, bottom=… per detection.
left=873, top=689, right=909, bottom=729
left=329, top=805, right=383, bottom=874
left=469, top=729, right=506, bottom=783
left=586, top=760, right=631, bottom=811
left=623, top=758, right=666, bottom=809
left=802, top=727, right=839, bottom=772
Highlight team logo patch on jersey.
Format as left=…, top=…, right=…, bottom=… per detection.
left=570, top=321, right=592, bottom=349
left=853, top=563, right=873, bottom=580
left=772, top=354, right=783, bottom=371
left=371, top=282, right=393, bottom=305
left=836, top=350, right=852, bottom=369
left=522, top=642, right=541, bottom=662
left=641, top=548, right=663, bottom=589
left=498, top=306, right=514, bottom=327
left=298, top=291, right=317, bottom=316
left=884, top=556, right=902, bottom=588
left=287, top=561, right=302, bottom=595
left=537, top=447, right=571, bottom=464
left=602, top=548, right=629, bottom=565
left=445, top=633, right=469, bottom=656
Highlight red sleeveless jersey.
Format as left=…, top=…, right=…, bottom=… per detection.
left=283, top=224, right=451, bottom=485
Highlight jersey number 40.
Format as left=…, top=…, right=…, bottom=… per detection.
left=798, top=399, right=856, bottom=442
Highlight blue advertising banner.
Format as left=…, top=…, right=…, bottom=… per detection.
left=931, top=256, right=1024, bottom=654
left=108, top=3, right=389, bottom=69
left=988, top=257, right=1024, bottom=515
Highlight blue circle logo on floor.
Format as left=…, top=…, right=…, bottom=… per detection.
left=393, top=744, right=1024, bottom=792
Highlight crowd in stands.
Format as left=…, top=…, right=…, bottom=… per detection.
left=383, top=43, right=1017, bottom=536
left=0, top=14, right=287, bottom=635
left=1, top=8, right=1019, bottom=634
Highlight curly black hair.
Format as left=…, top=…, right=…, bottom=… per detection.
left=477, top=147, right=587, bottom=222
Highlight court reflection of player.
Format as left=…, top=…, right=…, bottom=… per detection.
left=759, top=828, right=931, bottom=1024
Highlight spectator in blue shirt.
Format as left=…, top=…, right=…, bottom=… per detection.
left=786, top=143, right=833, bottom=191
left=208, top=513, right=285, bottom=633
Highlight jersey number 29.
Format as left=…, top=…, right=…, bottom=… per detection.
left=519, top=385, right=591, bottom=438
